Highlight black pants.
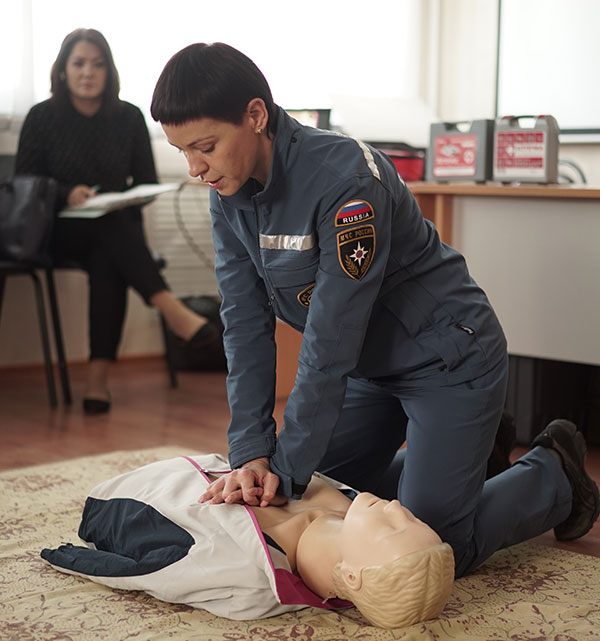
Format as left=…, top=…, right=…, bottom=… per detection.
left=52, top=209, right=167, bottom=360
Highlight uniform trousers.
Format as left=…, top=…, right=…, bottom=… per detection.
left=52, top=210, right=167, bottom=361
left=317, top=354, right=572, bottom=577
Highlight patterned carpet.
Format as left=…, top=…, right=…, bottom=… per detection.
left=2, top=447, right=599, bottom=641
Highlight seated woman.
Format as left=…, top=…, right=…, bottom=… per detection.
left=41, top=454, right=454, bottom=629
left=15, top=28, right=216, bottom=414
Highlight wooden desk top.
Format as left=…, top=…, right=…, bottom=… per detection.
left=406, top=181, right=600, bottom=200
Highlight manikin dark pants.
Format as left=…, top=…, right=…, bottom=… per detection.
left=317, top=354, right=572, bottom=578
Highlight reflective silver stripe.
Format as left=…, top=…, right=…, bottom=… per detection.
left=356, top=140, right=381, bottom=180
left=259, top=233, right=315, bottom=251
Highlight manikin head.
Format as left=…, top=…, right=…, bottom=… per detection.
left=298, top=492, right=454, bottom=629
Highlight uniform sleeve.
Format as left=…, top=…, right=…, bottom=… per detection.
left=129, top=107, right=158, bottom=185
left=210, top=197, right=279, bottom=468
left=270, top=174, right=401, bottom=497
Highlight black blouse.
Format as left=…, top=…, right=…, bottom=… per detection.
left=15, top=99, right=157, bottom=212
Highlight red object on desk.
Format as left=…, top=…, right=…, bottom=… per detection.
left=379, top=148, right=425, bottom=182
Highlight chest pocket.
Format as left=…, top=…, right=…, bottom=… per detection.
left=263, top=249, right=319, bottom=323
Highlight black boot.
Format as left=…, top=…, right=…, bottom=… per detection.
left=532, top=419, right=600, bottom=540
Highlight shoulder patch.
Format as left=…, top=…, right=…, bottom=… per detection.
left=335, top=200, right=375, bottom=227
left=337, top=225, right=375, bottom=280
left=297, top=284, right=315, bottom=308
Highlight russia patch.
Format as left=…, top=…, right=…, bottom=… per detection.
left=337, top=225, right=375, bottom=280
left=335, top=200, right=375, bottom=227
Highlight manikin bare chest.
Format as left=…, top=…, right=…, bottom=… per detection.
left=205, top=474, right=351, bottom=569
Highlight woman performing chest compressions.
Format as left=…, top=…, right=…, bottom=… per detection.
left=149, top=42, right=599, bottom=582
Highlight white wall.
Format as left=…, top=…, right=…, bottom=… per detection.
left=437, top=0, right=499, bottom=122
left=436, top=0, right=600, bottom=184
left=2, top=0, right=600, bottom=367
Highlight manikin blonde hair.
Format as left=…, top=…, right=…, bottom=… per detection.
left=331, top=542, right=455, bottom=629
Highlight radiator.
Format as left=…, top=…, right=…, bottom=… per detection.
left=146, top=180, right=218, bottom=297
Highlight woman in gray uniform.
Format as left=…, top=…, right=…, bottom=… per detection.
left=149, top=43, right=599, bottom=578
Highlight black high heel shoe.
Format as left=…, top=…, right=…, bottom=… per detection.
left=185, top=321, right=221, bottom=349
left=83, top=395, right=111, bottom=415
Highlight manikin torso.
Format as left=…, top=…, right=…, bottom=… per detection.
left=206, top=470, right=442, bottom=600
left=208, top=474, right=351, bottom=571
left=41, top=454, right=452, bottom=625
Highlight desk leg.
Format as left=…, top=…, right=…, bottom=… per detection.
left=413, top=193, right=454, bottom=246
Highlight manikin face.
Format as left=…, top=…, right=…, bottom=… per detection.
left=341, top=492, right=442, bottom=569
left=162, top=110, right=269, bottom=197
left=64, top=40, right=107, bottom=103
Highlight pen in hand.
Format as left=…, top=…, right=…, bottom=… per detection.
left=67, top=184, right=100, bottom=207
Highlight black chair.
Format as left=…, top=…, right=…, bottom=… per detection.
left=0, top=260, right=72, bottom=407
left=1, top=161, right=71, bottom=407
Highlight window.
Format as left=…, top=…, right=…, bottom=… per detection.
left=497, top=0, right=600, bottom=137
left=2, top=0, right=439, bottom=145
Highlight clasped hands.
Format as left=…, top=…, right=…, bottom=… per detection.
left=198, top=457, right=288, bottom=507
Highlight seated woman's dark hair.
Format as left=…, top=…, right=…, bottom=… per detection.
left=151, top=42, right=277, bottom=136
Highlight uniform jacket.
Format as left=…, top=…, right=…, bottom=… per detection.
left=41, top=454, right=352, bottom=621
left=211, top=107, right=507, bottom=497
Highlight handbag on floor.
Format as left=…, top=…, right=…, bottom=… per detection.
left=0, top=175, right=57, bottom=263
left=171, top=295, right=227, bottom=371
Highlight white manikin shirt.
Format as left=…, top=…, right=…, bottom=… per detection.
left=41, top=454, right=353, bottom=620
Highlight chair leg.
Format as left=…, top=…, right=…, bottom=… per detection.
left=160, top=314, right=178, bottom=389
left=45, top=268, right=72, bottom=404
left=0, top=274, right=6, bottom=319
left=30, top=269, right=58, bottom=408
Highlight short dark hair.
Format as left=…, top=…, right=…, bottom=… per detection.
left=50, top=28, right=120, bottom=115
left=151, top=42, right=276, bottom=136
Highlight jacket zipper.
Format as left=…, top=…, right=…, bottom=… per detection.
left=254, top=203, right=278, bottom=311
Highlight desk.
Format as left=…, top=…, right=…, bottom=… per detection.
left=407, top=182, right=600, bottom=246
left=407, top=181, right=600, bottom=367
